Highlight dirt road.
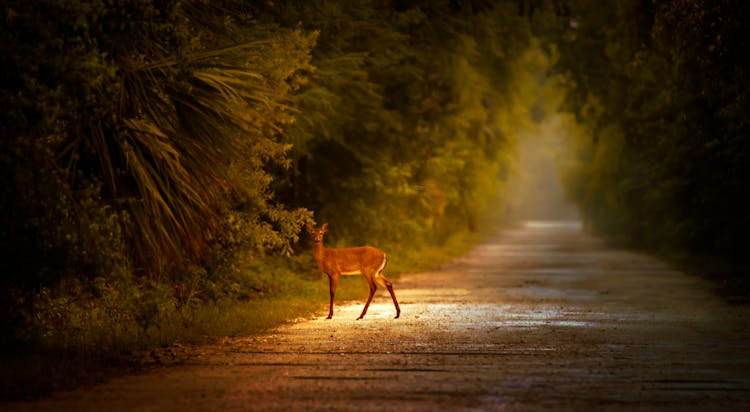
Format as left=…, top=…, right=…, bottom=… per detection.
left=4, top=221, right=750, bottom=411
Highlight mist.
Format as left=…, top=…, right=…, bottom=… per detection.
left=507, top=115, right=578, bottom=222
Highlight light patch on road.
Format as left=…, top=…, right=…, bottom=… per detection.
left=525, top=220, right=582, bottom=230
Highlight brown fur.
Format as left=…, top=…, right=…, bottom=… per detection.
left=306, top=223, right=400, bottom=319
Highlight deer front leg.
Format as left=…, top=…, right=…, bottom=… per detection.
left=327, top=274, right=338, bottom=319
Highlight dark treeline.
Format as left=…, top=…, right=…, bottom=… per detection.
left=545, top=0, right=750, bottom=284
left=0, top=0, right=533, bottom=356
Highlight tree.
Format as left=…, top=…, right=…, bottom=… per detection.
left=547, top=0, right=750, bottom=273
left=0, top=0, right=315, bottom=285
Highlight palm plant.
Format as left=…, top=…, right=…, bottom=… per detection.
left=108, top=9, right=316, bottom=275
left=1, top=0, right=316, bottom=280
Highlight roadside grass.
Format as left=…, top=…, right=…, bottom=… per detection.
left=389, top=230, right=486, bottom=274
left=0, top=229, right=490, bottom=401
left=669, top=253, right=750, bottom=305
left=0, top=264, right=367, bottom=401
left=600, top=233, right=750, bottom=305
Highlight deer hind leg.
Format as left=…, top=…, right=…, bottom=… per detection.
left=327, top=274, right=339, bottom=319
left=374, top=271, right=400, bottom=319
left=357, top=274, right=377, bottom=320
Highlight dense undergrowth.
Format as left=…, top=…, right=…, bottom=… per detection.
left=0, top=227, right=486, bottom=400
left=1, top=0, right=535, bottom=399
left=544, top=0, right=750, bottom=294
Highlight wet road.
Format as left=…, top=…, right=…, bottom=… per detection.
left=5, top=221, right=750, bottom=411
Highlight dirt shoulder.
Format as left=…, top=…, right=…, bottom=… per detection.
left=3, top=222, right=749, bottom=411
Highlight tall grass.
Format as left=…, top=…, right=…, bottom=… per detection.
left=0, top=227, right=493, bottom=401
left=0, top=254, right=368, bottom=400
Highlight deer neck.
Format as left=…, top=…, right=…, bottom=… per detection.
left=312, top=241, right=325, bottom=269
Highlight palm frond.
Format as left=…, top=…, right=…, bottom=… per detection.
left=142, top=40, right=274, bottom=72
left=109, top=24, right=314, bottom=275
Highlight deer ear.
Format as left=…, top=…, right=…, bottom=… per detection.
left=321, top=222, right=329, bottom=232
left=305, top=223, right=313, bottom=233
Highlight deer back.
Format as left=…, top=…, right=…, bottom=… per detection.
left=321, top=246, right=386, bottom=275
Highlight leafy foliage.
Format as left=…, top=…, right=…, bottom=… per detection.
left=256, top=0, right=533, bottom=249
left=546, top=0, right=750, bottom=274
left=0, top=0, right=536, bottom=365
left=0, top=0, right=316, bottom=346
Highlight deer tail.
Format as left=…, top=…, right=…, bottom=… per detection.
left=379, top=254, right=387, bottom=274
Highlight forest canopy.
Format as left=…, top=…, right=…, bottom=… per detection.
left=0, top=0, right=535, bottom=349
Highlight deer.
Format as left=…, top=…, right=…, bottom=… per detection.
left=306, top=223, right=400, bottom=320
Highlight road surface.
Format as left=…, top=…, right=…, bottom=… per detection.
left=4, top=221, right=750, bottom=411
